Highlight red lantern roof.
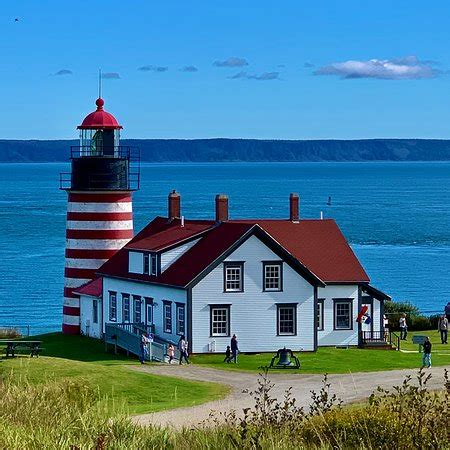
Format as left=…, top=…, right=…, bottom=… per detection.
left=77, top=98, right=122, bottom=130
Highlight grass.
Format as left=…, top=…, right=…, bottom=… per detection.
left=191, top=330, right=450, bottom=374
left=0, top=333, right=228, bottom=415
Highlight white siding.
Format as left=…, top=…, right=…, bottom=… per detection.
left=191, top=235, right=315, bottom=354
left=317, top=285, right=359, bottom=346
left=102, top=277, right=187, bottom=343
left=160, top=239, right=201, bottom=272
left=128, top=251, right=143, bottom=274
left=372, top=299, right=381, bottom=332
left=80, top=295, right=102, bottom=339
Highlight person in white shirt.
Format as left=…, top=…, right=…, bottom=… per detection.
left=399, top=314, right=408, bottom=340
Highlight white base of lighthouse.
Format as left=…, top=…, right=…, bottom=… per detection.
left=63, top=191, right=133, bottom=334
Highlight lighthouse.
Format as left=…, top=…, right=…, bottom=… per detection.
left=60, top=98, right=140, bottom=334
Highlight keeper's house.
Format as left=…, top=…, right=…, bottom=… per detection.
left=75, top=192, right=390, bottom=353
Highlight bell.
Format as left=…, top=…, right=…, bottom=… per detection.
left=278, top=347, right=291, bottom=366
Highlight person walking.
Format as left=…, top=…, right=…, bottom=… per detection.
left=178, top=335, right=190, bottom=365
left=230, top=334, right=239, bottom=363
left=438, top=314, right=448, bottom=344
left=421, top=336, right=432, bottom=368
left=168, top=344, right=175, bottom=364
left=224, top=345, right=231, bottom=363
left=399, top=313, right=408, bottom=340
left=139, top=332, right=149, bottom=364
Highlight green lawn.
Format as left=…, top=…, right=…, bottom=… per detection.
left=0, top=333, right=228, bottom=415
left=191, top=330, right=450, bottom=374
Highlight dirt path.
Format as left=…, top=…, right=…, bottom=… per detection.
left=132, top=364, right=449, bottom=429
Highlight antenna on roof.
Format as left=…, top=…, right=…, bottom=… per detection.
left=98, top=68, right=102, bottom=98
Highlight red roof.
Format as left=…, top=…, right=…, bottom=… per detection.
left=98, top=216, right=369, bottom=287
left=78, top=98, right=122, bottom=130
left=73, top=277, right=103, bottom=297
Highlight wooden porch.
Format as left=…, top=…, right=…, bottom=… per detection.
left=359, top=330, right=401, bottom=350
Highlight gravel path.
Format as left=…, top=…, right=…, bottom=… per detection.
left=131, top=364, right=449, bottom=429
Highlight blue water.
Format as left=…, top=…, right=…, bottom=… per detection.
left=0, top=162, right=449, bottom=333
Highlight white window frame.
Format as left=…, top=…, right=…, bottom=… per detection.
left=122, top=294, right=131, bottom=323
left=277, top=304, right=297, bottom=336
left=133, top=296, right=142, bottom=324
left=317, top=299, right=324, bottom=331
left=263, top=262, right=282, bottom=291
left=176, top=304, right=185, bottom=335
left=224, top=263, right=244, bottom=292
left=334, top=300, right=353, bottom=330
left=109, top=291, right=117, bottom=322
left=210, top=306, right=230, bottom=337
left=93, top=299, right=98, bottom=324
left=163, top=301, right=172, bottom=333
left=150, top=254, right=158, bottom=276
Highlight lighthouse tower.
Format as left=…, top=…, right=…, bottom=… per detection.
left=60, top=98, right=139, bottom=334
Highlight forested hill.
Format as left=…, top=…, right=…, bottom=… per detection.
left=2, top=138, right=450, bottom=162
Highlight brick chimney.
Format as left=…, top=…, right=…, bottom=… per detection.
left=215, top=194, right=229, bottom=222
left=290, top=193, right=300, bottom=222
left=168, top=190, right=181, bottom=220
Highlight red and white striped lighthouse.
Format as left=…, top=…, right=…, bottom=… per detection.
left=60, top=98, right=139, bottom=334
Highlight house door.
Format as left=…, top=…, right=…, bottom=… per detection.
left=144, top=298, right=153, bottom=328
left=361, top=303, right=373, bottom=332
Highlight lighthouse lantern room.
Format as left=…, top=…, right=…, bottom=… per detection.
left=60, top=98, right=140, bottom=334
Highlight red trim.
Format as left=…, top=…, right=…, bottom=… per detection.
left=66, top=229, right=133, bottom=239
left=67, top=212, right=133, bottom=221
left=65, top=267, right=97, bottom=279
left=62, top=323, right=80, bottom=335
left=63, top=306, right=80, bottom=316
left=68, top=193, right=132, bottom=203
left=64, top=287, right=79, bottom=298
left=65, top=249, right=119, bottom=259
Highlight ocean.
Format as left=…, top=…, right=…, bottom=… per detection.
left=0, top=162, right=449, bottom=334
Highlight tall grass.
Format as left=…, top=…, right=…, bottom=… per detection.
left=0, top=368, right=448, bottom=449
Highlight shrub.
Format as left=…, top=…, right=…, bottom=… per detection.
left=0, top=328, right=22, bottom=339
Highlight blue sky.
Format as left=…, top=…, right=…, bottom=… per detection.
left=2, top=0, right=450, bottom=139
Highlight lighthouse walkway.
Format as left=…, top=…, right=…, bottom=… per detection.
left=105, top=322, right=180, bottom=363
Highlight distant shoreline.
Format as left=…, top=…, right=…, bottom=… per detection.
left=2, top=138, right=450, bottom=163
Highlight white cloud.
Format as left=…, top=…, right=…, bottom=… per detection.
left=138, top=65, right=168, bottom=72
left=180, top=66, right=198, bottom=72
left=314, top=56, right=440, bottom=80
left=101, top=72, right=121, bottom=79
left=214, top=57, right=248, bottom=68
left=55, top=69, right=73, bottom=76
left=228, top=71, right=280, bottom=81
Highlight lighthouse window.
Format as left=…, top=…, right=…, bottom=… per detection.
left=263, top=262, right=283, bottom=291
left=176, top=303, right=185, bottom=335
left=109, top=292, right=117, bottom=322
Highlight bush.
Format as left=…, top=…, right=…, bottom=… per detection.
left=0, top=328, right=22, bottom=339
left=409, top=315, right=432, bottom=331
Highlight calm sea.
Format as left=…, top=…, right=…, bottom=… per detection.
left=1, top=162, right=449, bottom=334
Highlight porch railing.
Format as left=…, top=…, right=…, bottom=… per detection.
left=360, top=330, right=401, bottom=351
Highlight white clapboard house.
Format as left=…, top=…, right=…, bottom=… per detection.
left=75, top=192, right=390, bottom=353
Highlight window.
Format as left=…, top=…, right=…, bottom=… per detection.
left=224, top=263, right=244, bottom=292
left=163, top=301, right=172, bottom=333
left=93, top=299, right=98, bottom=324
left=143, top=254, right=149, bottom=274
left=317, top=299, right=324, bottom=331
left=334, top=299, right=353, bottom=330
left=277, top=304, right=297, bottom=335
left=133, top=296, right=142, bottom=323
left=109, top=291, right=117, bottom=322
left=176, top=303, right=185, bottom=335
left=122, top=294, right=130, bottom=322
left=263, top=262, right=283, bottom=291
left=210, top=306, right=230, bottom=337
left=150, top=254, right=158, bottom=276
left=143, top=253, right=158, bottom=276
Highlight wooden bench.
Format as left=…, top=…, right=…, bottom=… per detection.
left=0, top=340, right=43, bottom=358
left=412, top=335, right=427, bottom=352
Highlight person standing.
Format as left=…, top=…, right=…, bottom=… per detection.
left=168, top=344, right=175, bottom=364
left=421, top=336, right=432, bottom=368
left=224, top=345, right=231, bottom=363
left=438, top=314, right=448, bottom=344
left=399, top=313, right=408, bottom=340
left=230, top=334, right=239, bottom=363
left=178, top=335, right=190, bottom=365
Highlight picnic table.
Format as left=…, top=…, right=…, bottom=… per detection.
left=0, top=340, right=43, bottom=358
